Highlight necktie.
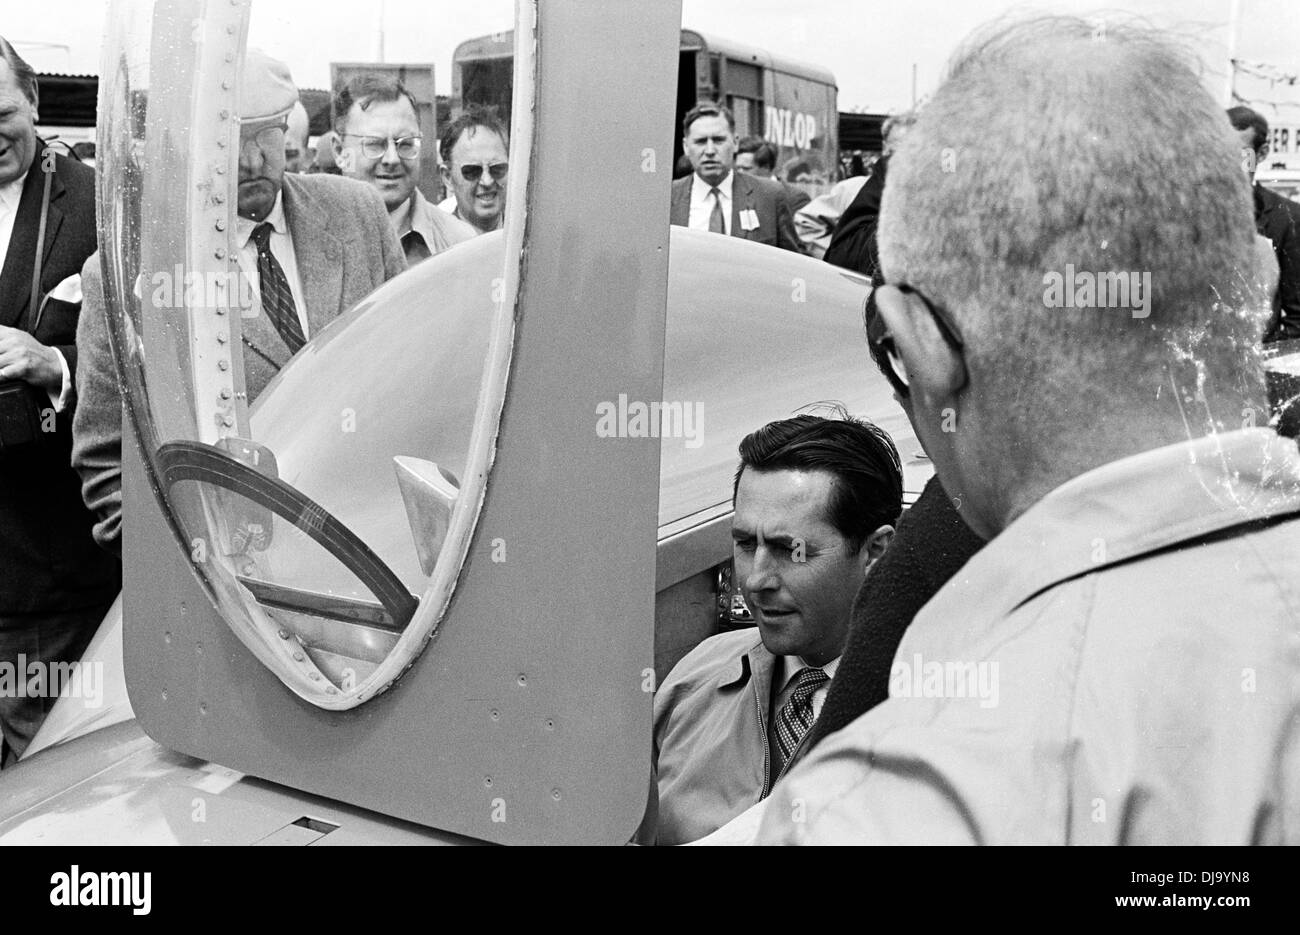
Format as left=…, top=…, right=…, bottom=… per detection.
left=775, top=667, right=829, bottom=764
left=708, top=187, right=725, bottom=234
left=250, top=222, right=306, bottom=355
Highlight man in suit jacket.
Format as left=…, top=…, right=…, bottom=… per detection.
left=1229, top=106, right=1300, bottom=344
left=0, top=38, right=119, bottom=764
left=669, top=102, right=799, bottom=252
left=71, top=50, right=405, bottom=559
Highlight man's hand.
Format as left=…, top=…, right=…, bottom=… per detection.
left=0, top=326, right=62, bottom=392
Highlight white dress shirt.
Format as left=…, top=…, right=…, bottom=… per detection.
left=234, top=191, right=311, bottom=340
left=688, top=171, right=733, bottom=235
left=0, top=169, right=73, bottom=411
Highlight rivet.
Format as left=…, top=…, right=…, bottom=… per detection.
left=215, top=165, right=226, bottom=175
left=277, top=629, right=290, bottom=640
left=215, top=306, right=227, bottom=316
left=214, top=248, right=226, bottom=259
left=221, top=81, right=231, bottom=90
left=490, top=708, right=500, bottom=721
left=226, top=24, right=235, bottom=34
left=551, top=788, right=561, bottom=801
left=219, top=388, right=232, bottom=400
left=308, top=671, right=321, bottom=681
left=195, top=641, right=203, bottom=654
left=292, top=651, right=304, bottom=662
left=225, top=52, right=235, bottom=63
left=217, top=139, right=226, bottom=149
left=222, top=416, right=234, bottom=427
left=163, top=630, right=171, bottom=643
left=217, top=331, right=228, bottom=344
left=213, top=194, right=225, bottom=205
left=326, top=686, right=338, bottom=695
left=199, top=703, right=208, bottom=715
left=544, top=718, right=555, bottom=730
left=218, top=108, right=229, bottom=119
left=218, top=360, right=229, bottom=371
left=517, top=674, right=527, bottom=687
left=214, top=219, right=226, bottom=231
left=484, top=776, right=493, bottom=788
left=160, top=690, right=168, bottom=701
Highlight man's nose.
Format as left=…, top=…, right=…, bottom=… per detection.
left=238, top=137, right=263, bottom=172
left=380, top=139, right=402, bottom=167
left=743, top=546, right=780, bottom=593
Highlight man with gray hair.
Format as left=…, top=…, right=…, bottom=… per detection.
left=747, top=16, right=1300, bottom=845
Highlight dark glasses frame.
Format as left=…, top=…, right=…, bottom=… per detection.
left=457, top=162, right=509, bottom=182
left=865, top=283, right=967, bottom=398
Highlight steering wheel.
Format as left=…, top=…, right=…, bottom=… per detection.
left=156, top=440, right=419, bottom=631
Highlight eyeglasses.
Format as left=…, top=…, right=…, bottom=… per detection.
left=456, top=162, right=508, bottom=183
left=865, top=283, right=966, bottom=398
left=239, top=122, right=288, bottom=151
left=342, top=134, right=423, bottom=159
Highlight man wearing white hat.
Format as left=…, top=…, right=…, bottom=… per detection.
left=233, top=49, right=406, bottom=397
left=68, top=50, right=407, bottom=565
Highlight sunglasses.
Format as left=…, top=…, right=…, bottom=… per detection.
left=865, top=283, right=966, bottom=398
left=456, top=162, right=508, bottom=183
left=343, top=134, right=422, bottom=159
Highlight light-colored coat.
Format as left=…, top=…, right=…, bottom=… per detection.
left=72, top=173, right=406, bottom=556
left=240, top=172, right=407, bottom=398
left=757, top=429, right=1300, bottom=844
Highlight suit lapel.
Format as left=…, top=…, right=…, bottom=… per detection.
left=731, top=171, right=753, bottom=241
left=282, top=174, right=343, bottom=339
left=669, top=176, right=691, bottom=227
left=0, top=145, right=68, bottom=329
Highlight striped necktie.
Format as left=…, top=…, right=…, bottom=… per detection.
left=708, top=187, right=725, bottom=234
left=775, top=666, right=829, bottom=764
left=250, top=222, right=306, bottom=354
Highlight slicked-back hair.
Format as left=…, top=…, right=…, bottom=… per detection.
left=878, top=16, right=1265, bottom=440
left=734, top=413, right=903, bottom=551
left=737, top=136, right=776, bottom=171
left=1227, top=105, right=1269, bottom=154
left=333, top=74, right=418, bottom=134
left=0, top=36, right=39, bottom=107
left=439, top=107, right=509, bottom=164
left=682, top=101, right=734, bottom=138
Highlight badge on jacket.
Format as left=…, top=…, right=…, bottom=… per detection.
left=739, top=208, right=760, bottom=231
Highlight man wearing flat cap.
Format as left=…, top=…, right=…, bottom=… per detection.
left=70, top=50, right=406, bottom=562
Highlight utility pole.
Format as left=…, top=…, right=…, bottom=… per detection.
left=912, top=63, right=917, bottom=108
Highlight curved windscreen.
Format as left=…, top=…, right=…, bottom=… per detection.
left=99, top=0, right=523, bottom=708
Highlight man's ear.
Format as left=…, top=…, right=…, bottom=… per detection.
left=859, top=524, right=894, bottom=576
left=331, top=133, right=349, bottom=169
left=875, top=286, right=966, bottom=405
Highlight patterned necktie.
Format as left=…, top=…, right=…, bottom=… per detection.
left=775, top=667, right=830, bottom=764
left=708, top=187, right=725, bottom=234
left=250, top=222, right=305, bottom=354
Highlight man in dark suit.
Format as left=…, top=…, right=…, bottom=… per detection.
left=0, top=37, right=119, bottom=764
left=1229, top=106, right=1300, bottom=344
left=71, top=50, right=405, bottom=558
left=669, top=102, right=799, bottom=252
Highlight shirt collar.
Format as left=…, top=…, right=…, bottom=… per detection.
left=691, top=169, right=733, bottom=205
left=236, top=189, right=288, bottom=247
left=719, top=638, right=839, bottom=691
left=780, top=655, right=839, bottom=693
left=921, top=428, right=1300, bottom=633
